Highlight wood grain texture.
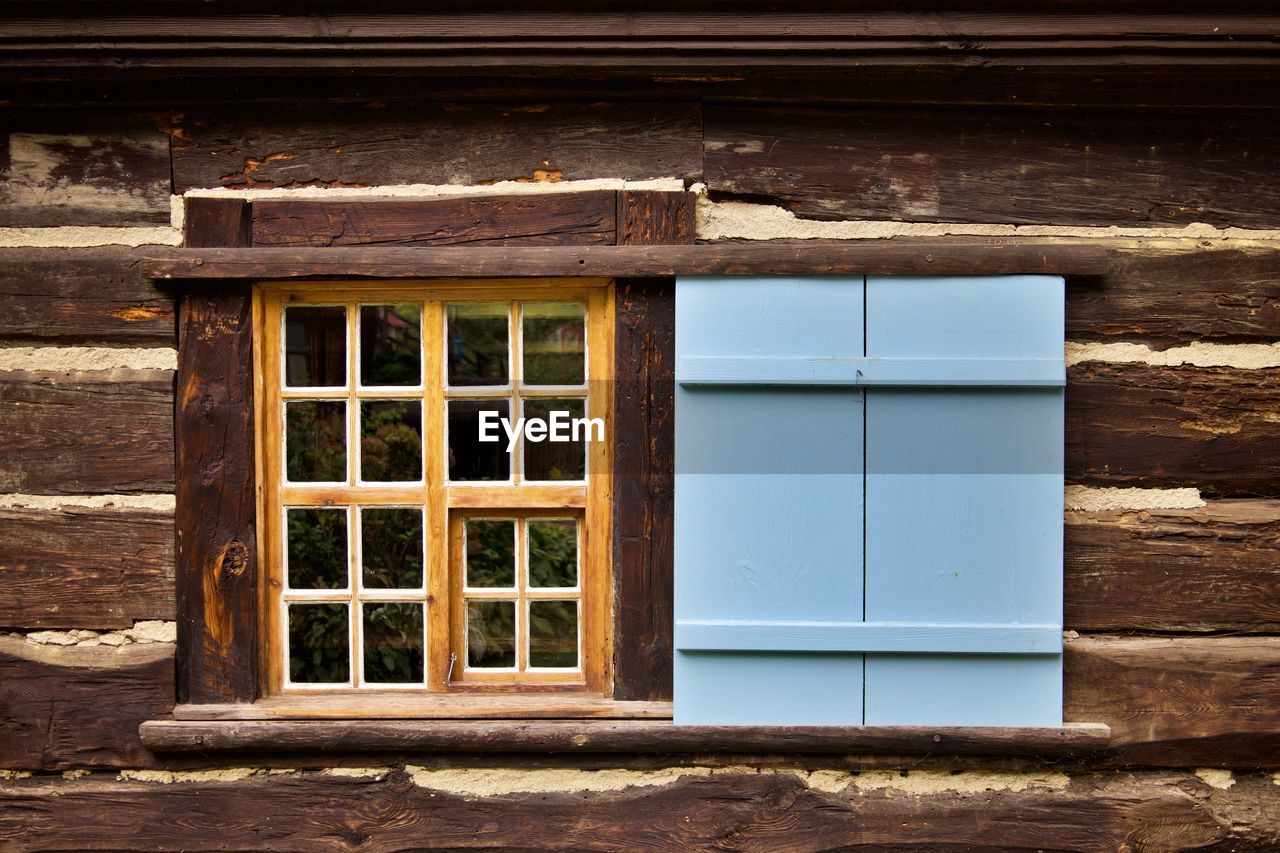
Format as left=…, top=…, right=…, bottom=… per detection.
left=175, top=287, right=257, bottom=704
left=705, top=105, right=1280, bottom=228
left=0, top=636, right=172, bottom=770
left=613, top=279, right=675, bottom=702
left=252, top=192, right=617, bottom=247
left=1067, top=247, right=1280, bottom=346
left=0, top=111, right=171, bottom=227
left=171, top=103, right=701, bottom=191
left=183, top=197, right=250, bottom=249
left=0, top=369, right=174, bottom=494
left=1066, top=500, right=1280, bottom=632
left=0, top=506, right=174, bottom=630
left=1066, top=363, right=1280, bottom=495
left=1065, top=636, right=1280, bottom=768
left=0, top=248, right=175, bottom=345
left=617, top=191, right=695, bottom=246
left=3, top=769, right=1277, bottom=850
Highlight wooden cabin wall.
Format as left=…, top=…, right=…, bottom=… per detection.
left=2, top=97, right=1280, bottom=849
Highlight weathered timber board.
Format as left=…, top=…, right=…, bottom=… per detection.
left=1066, top=363, right=1280, bottom=495
left=171, top=102, right=701, bottom=191
left=1067, top=247, right=1280, bottom=346
left=0, top=248, right=176, bottom=345
left=3, top=770, right=1276, bottom=850
left=705, top=105, right=1280, bottom=228
left=0, top=636, right=173, bottom=770
left=0, top=112, right=171, bottom=227
left=0, top=506, right=174, bottom=630
left=0, top=369, right=174, bottom=494
left=252, top=192, right=618, bottom=247
left=1065, top=500, right=1280, bottom=633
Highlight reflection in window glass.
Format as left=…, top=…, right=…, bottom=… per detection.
left=360, top=303, right=421, bottom=387
left=522, top=302, right=585, bottom=386
left=529, top=600, right=578, bottom=668
left=465, top=519, right=515, bottom=588
left=288, top=602, right=349, bottom=683
left=467, top=600, right=516, bottom=668
left=528, top=519, right=578, bottom=588
left=447, top=302, right=509, bottom=386
left=285, top=306, right=346, bottom=387
left=523, top=398, right=586, bottom=481
left=286, top=508, right=348, bottom=589
left=286, top=401, right=347, bottom=482
left=448, top=399, right=510, bottom=481
left=361, top=507, right=423, bottom=589
left=360, top=401, right=422, bottom=482
left=362, top=602, right=424, bottom=683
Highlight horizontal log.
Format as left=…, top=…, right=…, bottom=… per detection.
left=171, top=102, right=701, bottom=191
left=706, top=105, right=1280, bottom=228
left=1064, top=635, right=1280, bottom=767
left=0, top=248, right=176, bottom=346
left=1066, top=363, right=1280, bottom=495
left=142, top=241, right=1111, bottom=280
left=0, top=112, right=171, bottom=227
left=251, top=192, right=618, bottom=247
left=0, top=369, right=174, bottom=494
left=0, top=506, right=174, bottom=629
left=1066, top=500, right=1280, bottom=632
left=0, top=636, right=172, bottom=770
left=2, top=769, right=1276, bottom=850
left=1066, top=247, right=1280, bottom=346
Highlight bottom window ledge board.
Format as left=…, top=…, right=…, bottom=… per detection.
left=140, top=718, right=1111, bottom=757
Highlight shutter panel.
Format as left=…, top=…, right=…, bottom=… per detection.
left=674, top=277, right=865, bottom=724
left=864, top=275, right=1065, bottom=726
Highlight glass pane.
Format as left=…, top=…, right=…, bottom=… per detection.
left=528, top=519, right=578, bottom=588
left=529, top=601, right=578, bottom=668
left=523, top=398, right=587, bottom=481
left=467, top=600, right=515, bottom=668
left=288, top=603, right=349, bottom=683
left=362, top=602, right=424, bottom=683
left=285, top=306, right=346, bottom=387
left=448, top=399, right=510, bottom=481
left=361, top=507, right=423, bottom=589
left=286, top=401, right=347, bottom=482
left=447, top=302, right=509, bottom=386
left=360, top=401, right=422, bottom=482
left=360, top=303, right=421, bottom=387
left=465, top=518, right=515, bottom=588
left=286, top=508, right=348, bottom=590
left=522, top=302, right=585, bottom=386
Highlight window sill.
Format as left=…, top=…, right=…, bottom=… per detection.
left=170, top=692, right=669, bottom=722
left=140, top=718, right=1110, bottom=757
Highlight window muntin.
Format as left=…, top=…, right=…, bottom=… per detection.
left=259, top=281, right=612, bottom=696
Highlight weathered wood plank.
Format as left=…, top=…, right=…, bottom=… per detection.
left=0, top=369, right=174, bottom=494
left=175, top=286, right=258, bottom=704
left=0, top=636, right=172, bottom=770
left=1066, top=363, right=1280, bottom=495
left=183, top=197, right=250, bottom=249
left=617, top=191, right=695, bottom=246
left=0, top=112, right=171, bottom=227
left=2, top=769, right=1276, bottom=850
left=1065, top=636, right=1280, bottom=767
left=1067, top=247, right=1280, bottom=346
left=0, top=506, right=174, bottom=630
left=171, top=103, right=702, bottom=191
left=0, top=247, right=175, bottom=345
left=1066, top=500, right=1280, bottom=632
left=705, top=105, right=1280, bottom=228
left=142, top=241, right=1112, bottom=280
left=252, top=192, right=618, bottom=247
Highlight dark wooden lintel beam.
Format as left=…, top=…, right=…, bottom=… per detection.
left=139, top=719, right=1111, bottom=756
left=144, top=241, right=1111, bottom=280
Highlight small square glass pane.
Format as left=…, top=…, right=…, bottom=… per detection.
left=288, top=602, right=349, bottom=684
left=286, top=508, right=348, bottom=590
left=529, top=601, right=578, bottom=669
left=523, top=398, right=586, bottom=481
left=467, top=600, right=515, bottom=668
left=448, top=399, right=510, bottom=481
left=527, top=519, right=577, bottom=588
left=285, top=400, right=347, bottom=482
left=360, top=400, right=422, bottom=482
left=362, top=602, right=424, bottom=684
left=447, top=302, right=509, bottom=387
left=522, top=302, right=585, bottom=386
left=360, top=304, right=421, bottom=387
left=465, top=518, right=515, bottom=588
left=285, top=306, right=346, bottom=387
left=361, top=507, right=424, bottom=589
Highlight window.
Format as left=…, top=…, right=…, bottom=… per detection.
left=256, top=280, right=614, bottom=697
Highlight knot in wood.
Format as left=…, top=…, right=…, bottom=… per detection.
left=218, top=540, right=249, bottom=580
